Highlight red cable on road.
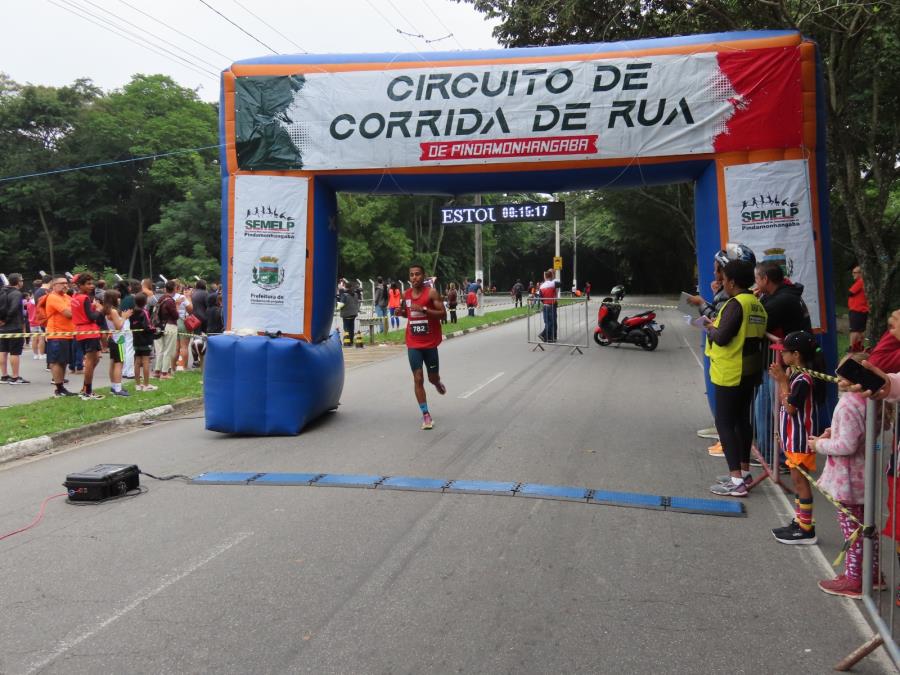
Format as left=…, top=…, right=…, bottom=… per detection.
left=0, top=493, right=68, bottom=541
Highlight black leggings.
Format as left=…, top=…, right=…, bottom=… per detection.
left=714, top=377, right=757, bottom=472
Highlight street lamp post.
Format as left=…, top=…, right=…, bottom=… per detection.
left=572, top=215, right=577, bottom=293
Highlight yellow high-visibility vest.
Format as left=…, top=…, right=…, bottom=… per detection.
left=705, top=292, right=767, bottom=386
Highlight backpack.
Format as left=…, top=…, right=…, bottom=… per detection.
left=33, top=293, right=49, bottom=327
left=0, top=288, right=10, bottom=325
left=153, top=296, right=174, bottom=331
left=466, top=291, right=478, bottom=307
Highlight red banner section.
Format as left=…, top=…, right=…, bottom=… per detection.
left=420, top=135, right=598, bottom=162
left=714, top=47, right=803, bottom=153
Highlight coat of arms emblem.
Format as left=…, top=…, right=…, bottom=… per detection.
left=252, top=255, right=285, bottom=290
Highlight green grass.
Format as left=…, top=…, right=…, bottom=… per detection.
left=1, top=371, right=203, bottom=445
left=371, top=306, right=534, bottom=344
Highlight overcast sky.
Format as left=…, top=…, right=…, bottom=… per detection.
left=3, top=0, right=501, bottom=101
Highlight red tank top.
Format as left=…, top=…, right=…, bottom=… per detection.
left=71, top=293, right=100, bottom=340
left=403, top=287, right=443, bottom=349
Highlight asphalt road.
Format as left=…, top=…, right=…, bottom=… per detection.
left=0, top=297, right=891, bottom=674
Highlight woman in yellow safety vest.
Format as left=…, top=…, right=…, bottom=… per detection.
left=703, top=259, right=768, bottom=498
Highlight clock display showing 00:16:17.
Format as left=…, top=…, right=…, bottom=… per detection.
left=501, top=204, right=549, bottom=220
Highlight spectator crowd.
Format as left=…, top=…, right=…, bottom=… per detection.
left=0, top=272, right=223, bottom=399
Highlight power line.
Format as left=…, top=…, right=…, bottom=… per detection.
left=57, top=0, right=218, bottom=76
left=422, top=0, right=465, bottom=49
left=231, top=0, right=307, bottom=53
left=79, top=0, right=224, bottom=72
left=49, top=0, right=215, bottom=80
left=383, top=0, right=437, bottom=50
left=0, top=144, right=224, bottom=184
left=118, top=0, right=234, bottom=63
left=362, top=0, right=429, bottom=53
left=49, top=0, right=218, bottom=80
left=197, top=0, right=278, bottom=54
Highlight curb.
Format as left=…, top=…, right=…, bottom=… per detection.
left=0, top=398, right=202, bottom=465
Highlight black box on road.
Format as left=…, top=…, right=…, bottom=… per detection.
left=64, top=464, right=140, bottom=501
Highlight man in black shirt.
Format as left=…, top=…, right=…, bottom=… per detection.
left=0, top=273, right=29, bottom=384
left=753, top=261, right=813, bottom=466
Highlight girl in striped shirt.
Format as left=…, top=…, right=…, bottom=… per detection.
left=769, top=331, right=826, bottom=545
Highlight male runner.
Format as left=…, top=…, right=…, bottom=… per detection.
left=398, top=264, right=447, bottom=430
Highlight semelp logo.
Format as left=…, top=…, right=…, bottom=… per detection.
left=738, top=193, right=801, bottom=232
left=243, top=204, right=296, bottom=239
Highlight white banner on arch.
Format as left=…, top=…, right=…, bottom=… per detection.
left=231, top=175, right=308, bottom=334
left=724, top=159, right=820, bottom=329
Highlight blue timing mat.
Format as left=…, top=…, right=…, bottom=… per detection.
left=191, top=472, right=745, bottom=517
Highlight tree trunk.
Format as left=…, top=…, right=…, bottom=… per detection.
left=127, top=208, right=140, bottom=279
left=36, top=202, right=56, bottom=275
left=137, top=204, right=145, bottom=278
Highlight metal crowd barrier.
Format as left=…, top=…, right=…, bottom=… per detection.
left=748, top=349, right=900, bottom=668
left=838, top=397, right=900, bottom=670
left=526, top=295, right=590, bottom=354
left=747, top=337, right=790, bottom=493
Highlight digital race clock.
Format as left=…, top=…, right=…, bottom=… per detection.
left=438, top=201, right=565, bottom=225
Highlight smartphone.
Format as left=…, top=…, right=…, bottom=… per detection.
left=835, top=359, right=887, bottom=393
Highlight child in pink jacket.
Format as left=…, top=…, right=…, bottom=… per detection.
left=809, top=388, right=879, bottom=598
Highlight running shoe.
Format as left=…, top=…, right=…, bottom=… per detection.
left=110, top=389, right=131, bottom=397
left=696, top=426, right=719, bottom=440
left=773, top=524, right=817, bottom=545
left=421, top=413, right=434, bottom=430
left=435, top=381, right=447, bottom=395
left=53, top=388, right=77, bottom=398
left=708, top=442, right=724, bottom=457
left=8, top=377, right=30, bottom=385
left=80, top=392, right=105, bottom=400
left=716, top=473, right=752, bottom=485
left=0, top=375, right=10, bottom=384
left=818, top=575, right=861, bottom=599
left=771, top=520, right=800, bottom=538
left=142, top=384, right=158, bottom=391
left=709, top=479, right=747, bottom=497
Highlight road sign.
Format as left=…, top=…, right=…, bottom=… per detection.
left=553, top=256, right=563, bottom=270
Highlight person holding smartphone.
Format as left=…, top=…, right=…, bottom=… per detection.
left=840, top=308, right=900, bottom=400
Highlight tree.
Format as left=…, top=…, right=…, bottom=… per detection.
left=64, top=74, right=218, bottom=278
left=460, top=0, right=900, bottom=336
left=148, top=166, right=222, bottom=281
left=0, top=77, right=101, bottom=274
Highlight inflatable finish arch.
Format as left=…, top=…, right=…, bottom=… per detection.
left=205, top=30, right=835, bottom=435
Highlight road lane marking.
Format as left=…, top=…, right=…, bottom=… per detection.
left=457, top=372, right=505, bottom=399
left=25, top=530, right=254, bottom=674
left=681, top=334, right=704, bottom=372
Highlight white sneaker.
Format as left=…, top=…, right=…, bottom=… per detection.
left=697, top=427, right=719, bottom=440
left=176, top=365, right=185, bottom=372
